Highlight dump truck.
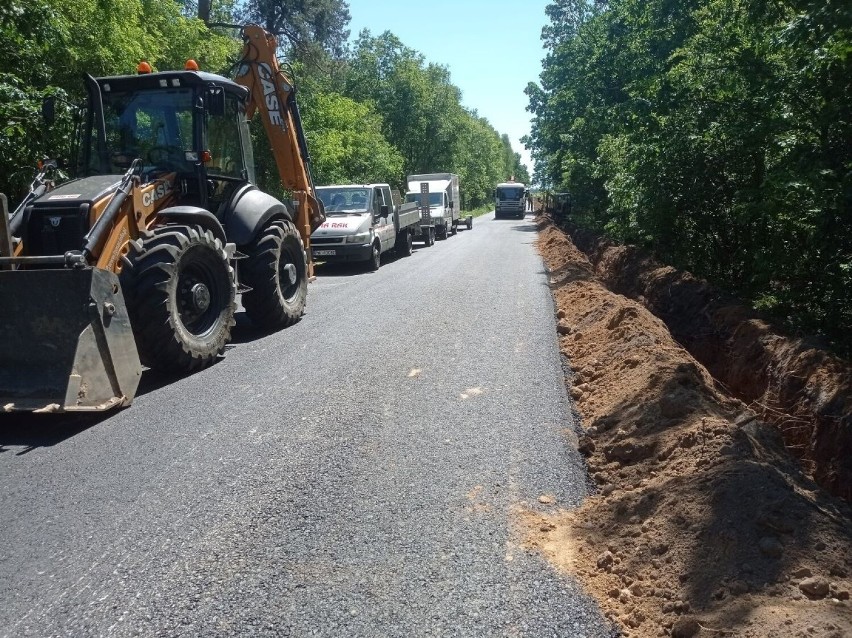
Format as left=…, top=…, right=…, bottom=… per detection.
left=405, top=173, right=470, bottom=240
left=0, top=25, right=324, bottom=412
left=494, top=181, right=527, bottom=219
left=311, top=184, right=420, bottom=270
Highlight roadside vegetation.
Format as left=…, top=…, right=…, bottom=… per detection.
left=466, top=205, right=496, bottom=217
left=525, top=0, right=852, bottom=355
left=0, top=0, right=528, bottom=214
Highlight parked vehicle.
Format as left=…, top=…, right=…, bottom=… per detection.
left=549, top=191, right=572, bottom=222
left=494, top=181, right=527, bottom=219
left=0, top=24, right=324, bottom=413
left=405, top=173, right=470, bottom=240
left=312, top=184, right=420, bottom=270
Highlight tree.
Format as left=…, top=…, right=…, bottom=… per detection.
left=0, top=0, right=238, bottom=202
left=237, top=0, right=351, bottom=58
left=252, top=89, right=403, bottom=192
left=527, top=0, right=852, bottom=352
left=343, top=29, right=527, bottom=209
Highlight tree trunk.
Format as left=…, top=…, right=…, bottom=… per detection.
left=198, top=0, right=211, bottom=23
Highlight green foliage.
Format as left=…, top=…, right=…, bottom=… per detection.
left=0, top=74, right=69, bottom=202
left=301, top=92, right=403, bottom=186
left=0, top=1, right=528, bottom=222
left=342, top=30, right=528, bottom=209
left=528, top=0, right=852, bottom=353
left=252, top=87, right=403, bottom=194
left=237, top=0, right=351, bottom=58
left=0, top=0, right=238, bottom=201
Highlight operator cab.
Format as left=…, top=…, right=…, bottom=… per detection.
left=80, top=68, right=256, bottom=215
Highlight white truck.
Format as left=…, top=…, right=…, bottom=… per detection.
left=405, top=173, right=471, bottom=241
left=494, top=181, right=527, bottom=219
left=311, top=184, right=420, bottom=270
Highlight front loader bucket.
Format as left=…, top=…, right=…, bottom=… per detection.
left=0, top=268, right=142, bottom=413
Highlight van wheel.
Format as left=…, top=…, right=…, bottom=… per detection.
left=120, top=224, right=236, bottom=372
left=397, top=230, right=413, bottom=257
left=368, top=240, right=381, bottom=271
left=241, top=219, right=307, bottom=331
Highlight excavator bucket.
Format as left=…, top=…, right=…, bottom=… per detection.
left=0, top=267, right=142, bottom=413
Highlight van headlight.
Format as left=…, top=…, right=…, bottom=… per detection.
left=346, top=232, right=371, bottom=244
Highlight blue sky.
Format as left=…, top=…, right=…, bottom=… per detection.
left=345, top=0, right=552, bottom=173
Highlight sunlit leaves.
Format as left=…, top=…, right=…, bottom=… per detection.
left=529, top=0, right=852, bottom=351
left=342, top=30, right=528, bottom=208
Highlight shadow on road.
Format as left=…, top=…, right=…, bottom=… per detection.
left=313, top=246, right=429, bottom=279
left=134, top=365, right=209, bottom=397
left=0, top=362, right=217, bottom=453
left=0, top=411, right=111, bottom=455
left=313, top=262, right=370, bottom=278
left=228, top=311, right=273, bottom=345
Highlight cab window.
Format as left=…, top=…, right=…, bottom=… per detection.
left=206, top=94, right=246, bottom=179
left=373, top=189, right=383, bottom=217
left=96, top=88, right=194, bottom=174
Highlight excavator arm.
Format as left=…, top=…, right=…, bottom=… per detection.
left=234, top=25, right=325, bottom=265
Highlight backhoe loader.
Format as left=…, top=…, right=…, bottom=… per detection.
left=0, top=25, right=325, bottom=413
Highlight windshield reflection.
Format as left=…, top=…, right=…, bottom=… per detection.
left=316, top=187, right=371, bottom=214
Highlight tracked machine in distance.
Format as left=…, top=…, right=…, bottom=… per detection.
left=0, top=25, right=325, bottom=413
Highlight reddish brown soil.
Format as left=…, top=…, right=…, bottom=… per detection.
left=567, top=227, right=852, bottom=501
left=522, top=217, right=852, bottom=637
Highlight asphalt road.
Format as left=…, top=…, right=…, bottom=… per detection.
left=0, top=212, right=613, bottom=637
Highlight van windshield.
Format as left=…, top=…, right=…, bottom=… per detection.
left=316, top=188, right=371, bottom=214
left=405, top=192, right=443, bottom=207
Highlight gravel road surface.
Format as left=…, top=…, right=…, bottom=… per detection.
left=0, top=212, right=612, bottom=637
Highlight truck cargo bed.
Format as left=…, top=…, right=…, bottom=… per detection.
left=397, top=202, right=421, bottom=229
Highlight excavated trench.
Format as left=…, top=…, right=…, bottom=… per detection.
left=525, top=213, right=852, bottom=637
left=562, top=224, right=852, bottom=502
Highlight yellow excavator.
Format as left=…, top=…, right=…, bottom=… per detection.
left=0, top=25, right=325, bottom=412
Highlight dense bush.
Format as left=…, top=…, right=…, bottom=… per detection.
left=526, top=0, right=852, bottom=353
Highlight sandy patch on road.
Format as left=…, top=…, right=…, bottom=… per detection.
left=522, top=219, right=852, bottom=637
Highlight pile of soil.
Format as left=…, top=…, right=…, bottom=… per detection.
left=522, top=218, right=852, bottom=637
left=567, top=227, right=852, bottom=501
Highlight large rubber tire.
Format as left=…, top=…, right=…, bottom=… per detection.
left=450, top=222, right=458, bottom=236
left=436, top=224, right=447, bottom=240
left=241, top=219, right=307, bottom=331
left=466, top=217, right=473, bottom=230
left=396, top=230, right=413, bottom=257
left=120, top=225, right=236, bottom=372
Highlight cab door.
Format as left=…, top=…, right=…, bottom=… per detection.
left=373, top=187, right=393, bottom=251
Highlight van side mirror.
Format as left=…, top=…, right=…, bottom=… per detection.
left=206, top=87, right=226, bottom=116
left=42, top=97, right=56, bottom=126
left=379, top=204, right=389, bottom=217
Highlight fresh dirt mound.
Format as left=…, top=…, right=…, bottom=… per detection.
left=566, top=226, right=852, bottom=501
left=526, top=219, right=852, bottom=637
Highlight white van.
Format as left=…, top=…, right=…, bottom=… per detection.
left=311, top=184, right=419, bottom=270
